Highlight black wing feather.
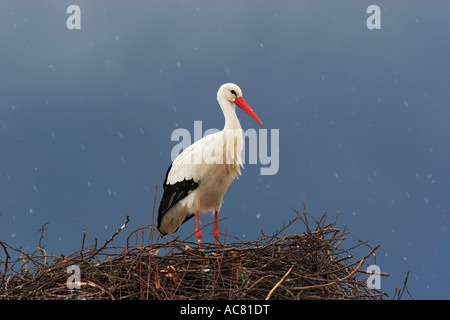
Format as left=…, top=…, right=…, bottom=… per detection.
left=157, top=164, right=200, bottom=235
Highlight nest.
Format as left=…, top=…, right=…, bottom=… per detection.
left=0, top=204, right=409, bottom=300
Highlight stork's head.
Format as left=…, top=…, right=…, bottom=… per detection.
left=217, top=83, right=263, bottom=125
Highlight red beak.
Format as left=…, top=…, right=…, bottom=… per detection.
left=234, top=96, right=263, bottom=125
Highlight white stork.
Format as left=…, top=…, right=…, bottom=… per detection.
left=157, top=83, right=262, bottom=247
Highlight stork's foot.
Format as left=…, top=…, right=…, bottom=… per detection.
left=195, top=210, right=202, bottom=250
left=213, top=225, right=220, bottom=247
left=213, top=210, right=221, bottom=248
left=214, top=234, right=220, bottom=248
left=196, top=234, right=202, bottom=250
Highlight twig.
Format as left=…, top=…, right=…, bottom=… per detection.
left=146, top=185, right=158, bottom=300
left=87, top=215, right=130, bottom=259
left=0, top=241, right=11, bottom=286
left=293, top=258, right=364, bottom=291
left=265, top=265, right=294, bottom=300
left=80, top=229, right=86, bottom=259
left=396, top=271, right=412, bottom=300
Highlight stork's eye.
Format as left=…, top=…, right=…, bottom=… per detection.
left=230, top=90, right=237, bottom=96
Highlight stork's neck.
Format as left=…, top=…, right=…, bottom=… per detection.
left=219, top=98, right=242, bottom=131
left=217, top=96, right=244, bottom=176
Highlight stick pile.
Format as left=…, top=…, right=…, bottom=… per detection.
left=1, top=204, right=408, bottom=300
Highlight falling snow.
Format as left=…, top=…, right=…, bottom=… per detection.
left=2, top=1, right=447, bottom=299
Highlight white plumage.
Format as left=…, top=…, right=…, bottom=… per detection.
left=157, top=83, right=262, bottom=247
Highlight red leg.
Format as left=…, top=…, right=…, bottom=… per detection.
left=213, top=210, right=220, bottom=246
left=195, top=211, right=202, bottom=248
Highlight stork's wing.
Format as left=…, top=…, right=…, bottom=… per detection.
left=165, top=133, right=218, bottom=185
left=157, top=132, right=225, bottom=234
left=157, top=163, right=200, bottom=234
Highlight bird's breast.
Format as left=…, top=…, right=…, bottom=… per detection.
left=193, top=168, right=235, bottom=212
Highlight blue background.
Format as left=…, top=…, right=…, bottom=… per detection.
left=1, top=1, right=448, bottom=299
